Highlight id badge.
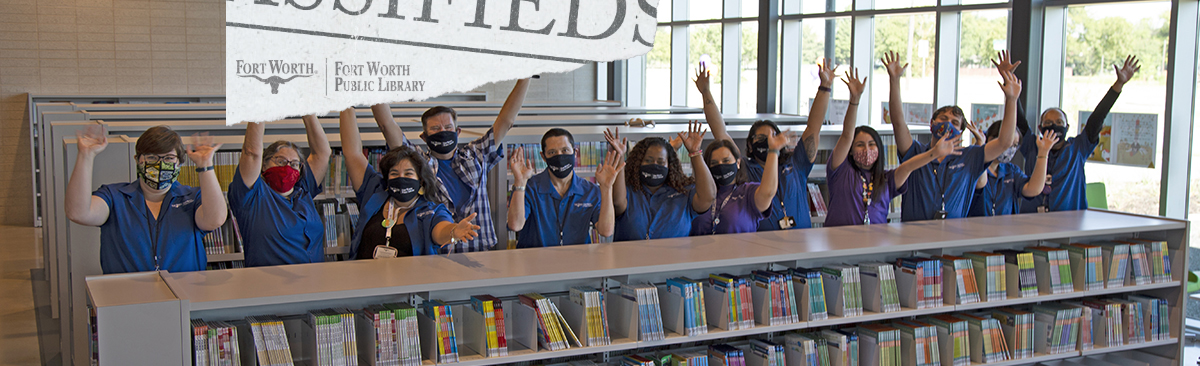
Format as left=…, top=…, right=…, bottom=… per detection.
left=778, top=216, right=796, bottom=229
left=934, top=210, right=948, bottom=220
left=1037, top=206, right=1049, bottom=213
left=373, top=245, right=398, bottom=259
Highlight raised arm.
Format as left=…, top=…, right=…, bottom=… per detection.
left=680, top=121, right=715, bottom=213
left=965, top=118, right=988, bottom=190
left=754, top=130, right=789, bottom=212
left=238, top=122, right=265, bottom=187
left=434, top=212, right=480, bottom=246
left=370, top=103, right=406, bottom=149
left=895, top=134, right=962, bottom=187
left=188, top=133, right=228, bottom=231
left=492, top=77, right=532, bottom=143
left=882, top=51, right=913, bottom=153
left=303, top=114, right=332, bottom=186
left=1085, top=55, right=1139, bottom=143
left=595, top=150, right=624, bottom=237
left=1021, top=131, right=1058, bottom=197
left=693, top=64, right=737, bottom=152
left=605, top=128, right=629, bottom=215
left=801, top=59, right=838, bottom=162
left=983, top=70, right=1022, bottom=161
left=991, top=51, right=1031, bottom=139
left=505, top=147, right=535, bottom=232
left=65, top=124, right=112, bottom=226
left=339, top=108, right=370, bottom=192
left=829, top=68, right=866, bottom=170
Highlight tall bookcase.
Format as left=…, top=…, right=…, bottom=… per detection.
left=87, top=210, right=1187, bottom=366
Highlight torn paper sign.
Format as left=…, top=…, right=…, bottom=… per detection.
left=226, top=0, right=661, bottom=124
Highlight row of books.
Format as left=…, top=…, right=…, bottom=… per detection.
left=318, top=200, right=359, bottom=250
left=423, top=300, right=460, bottom=363
left=303, top=309, right=360, bottom=366
left=665, top=277, right=709, bottom=336
left=821, top=265, right=864, bottom=317
left=360, top=303, right=422, bottom=366
left=708, top=273, right=756, bottom=330
left=503, top=142, right=613, bottom=174
left=896, top=257, right=944, bottom=309
left=178, top=150, right=241, bottom=194
left=750, top=270, right=801, bottom=326
left=247, top=315, right=295, bottom=366
left=469, top=295, right=509, bottom=357
left=203, top=217, right=246, bottom=257
left=622, top=283, right=667, bottom=341
left=191, top=319, right=242, bottom=366
left=859, top=262, right=901, bottom=313
left=520, top=293, right=581, bottom=352
left=327, top=147, right=390, bottom=195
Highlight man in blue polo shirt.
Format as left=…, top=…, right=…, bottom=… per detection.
left=883, top=50, right=1023, bottom=221
left=507, top=128, right=620, bottom=248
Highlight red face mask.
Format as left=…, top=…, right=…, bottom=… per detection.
left=262, top=166, right=300, bottom=193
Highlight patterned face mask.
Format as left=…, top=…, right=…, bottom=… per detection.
left=137, top=160, right=180, bottom=190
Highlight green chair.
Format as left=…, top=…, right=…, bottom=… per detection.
left=1086, top=182, right=1108, bottom=209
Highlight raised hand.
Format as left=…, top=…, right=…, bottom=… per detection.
left=1114, top=55, right=1141, bottom=88
left=842, top=68, right=866, bottom=99
left=677, top=120, right=708, bottom=154
left=596, top=149, right=626, bottom=188
left=76, top=124, right=109, bottom=157
left=817, top=58, right=838, bottom=87
left=998, top=69, right=1023, bottom=98
left=991, top=50, right=1022, bottom=75
left=964, top=119, right=985, bottom=146
left=187, top=132, right=223, bottom=167
left=881, top=51, right=908, bottom=79
left=1037, top=130, right=1060, bottom=155
left=769, top=129, right=794, bottom=151
left=693, top=62, right=712, bottom=95
left=508, top=146, right=535, bottom=186
left=931, top=134, right=965, bottom=159
left=448, top=213, right=481, bottom=243
left=604, top=127, right=628, bottom=157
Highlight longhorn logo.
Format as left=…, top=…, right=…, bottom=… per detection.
left=239, top=74, right=312, bottom=94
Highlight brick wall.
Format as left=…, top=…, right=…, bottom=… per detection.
left=0, top=0, right=596, bottom=227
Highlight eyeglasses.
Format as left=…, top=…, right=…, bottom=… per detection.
left=141, top=154, right=179, bottom=164
left=269, top=156, right=302, bottom=169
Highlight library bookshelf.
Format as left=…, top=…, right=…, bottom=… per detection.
left=87, top=210, right=1187, bottom=366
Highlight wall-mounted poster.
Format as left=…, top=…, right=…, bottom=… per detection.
left=880, top=102, right=934, bottom=125
left=1080, top=111, right=1157, bottom=168
left=971, top=103, right=1003, bottom=130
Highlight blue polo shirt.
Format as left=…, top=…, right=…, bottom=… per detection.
left=900, top=141, right=989, bottom=221
left=515, top=171, right=602, bottom=248
left=437, top=158, right=471, bottom=209
left=351, top=165, right=456, bottom=256
left=93, top=181, right=208, bottom=274
left=228, top=165, right=325, bottom=267
left=968, top=162, right=1032, bottom=217
left=744, top=141, right=814, bottom=231
left=614, top=184, right=700, bottom=241
left=1019, top=131, right=1096, bottom=212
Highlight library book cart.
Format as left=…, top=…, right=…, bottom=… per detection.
left=87, top=210, right=1188, bottom=366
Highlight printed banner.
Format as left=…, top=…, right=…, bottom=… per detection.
left=226, top=0, right=661, bottom=123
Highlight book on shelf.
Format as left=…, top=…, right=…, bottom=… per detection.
left=504, top=142, right=612, bottom=175
left=961, top=252, right=1007, bottom=302
left=991, top=307, right=1034, bottom=360
left=894, top=257, right=943, bottom=309
left=1061, top=243, right=1105, bottom=291
left=892, top=319, right=941, bottom=366
left=247, top=315, right=295, bottom=366
left=925, top=314, right=970, bottom=366
left=618, top=283, right=666, bottom=341
left=954, top=312, right=1010, bottom=364
left=1031, top=303, right=1081, bottom=355
left=357, top=303, right=422, bottom=366
left=421, top=300, right=460, bottom=363
left=191, top=319, right=241, bottom=366
left=665, top=350, right=709, bottom=366
left=820, top=328, right=859, bottom=366
left=1062, top=301, right=1095, bottom=351
left=1094, top=241, right=1131, bottom=288
left=469, top=295, right=510, bottom=357
left=304, top=308, right=360, bottom=366
left=858, top=262, right=901, bottom=313
left=934, top=255, right=980, bottom=305
left=790, top=267, right=829, bottom=321
left=621, top=355, right=658, bottom=366
left=1120, top=238, right=1172, bottom=283
left=1080, top=299, right=1123, bottom=349
left=807, top=183, right=829, bottom=217
left=705, top=273, right=755, bottom=330
left=857, top=323, right=902, bottom=366
left=747, top=338, right=786, bottom=366
left=319, top=201, right=355, bottom=251
left=664, top=277, right=708, bottom=336
left=1127, top=294, right=1171, bottom=342
left=821, top=265, right=863, bottom=317
left=1026, top=246, right=1075, bottom=295
left=992, top=250, right=1038, bottom=298
left=517, top=293, right=579, bottom=352
left=708, top=344, right=746, bottom=366
left=784, top=332, right=829, bottom=366
left=567, top=287, right=611, bottom=346
left=750, top=270, right=800, bottom=326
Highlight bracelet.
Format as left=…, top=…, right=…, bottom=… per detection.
left=818, top=86, right=832, bottom=93
left=1037, top=156, right=1048, bottom=159
left=513, top=185, right=526, bottom=191
left=688, top=149, right=703, bottom=158
left=848, top=101, right=859, bottom=106
left=195, top=166, right=214, bottom=173
left=768, top=149, right=781, bottom=155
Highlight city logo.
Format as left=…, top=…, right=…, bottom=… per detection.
left=235, top=60, right=317, bottom=94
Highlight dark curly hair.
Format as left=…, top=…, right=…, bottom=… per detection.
left=378, top=145, right=444, bottom=205
left=624, top=137, right=694, bottom=193
left=703, top=139, right=749, bottom=185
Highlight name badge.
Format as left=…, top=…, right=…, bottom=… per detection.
left=373, top=245, right=398, bottom=259
left=778, top=216, right=796, bottom=229
left=934, top=210, right=948, bottom=220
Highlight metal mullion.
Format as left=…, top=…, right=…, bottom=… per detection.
left=1159, top=0, right=1200, bottom=219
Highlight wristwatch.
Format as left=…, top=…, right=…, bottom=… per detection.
left=195, top=166, right=214, bottom=172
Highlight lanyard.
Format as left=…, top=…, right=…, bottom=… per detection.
left=858, top=172, right=874, bottom=225
left=146, top=196, right=172, bottom=271
left=382, top=200, right=413, bottom=246
left=932, top=157, right=952, bottom=212
left=556, top=195, right=575, bottom=245
left=641, top=189, right=653, bottom=240
left=711, top=188, right=735, bottom=234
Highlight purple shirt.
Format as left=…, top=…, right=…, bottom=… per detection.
left=824, top=159, right=907, bottom=227
left=690, top=182, right=767, bottom=235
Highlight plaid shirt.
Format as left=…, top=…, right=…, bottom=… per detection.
left=402, top=128, right=503, bottom=252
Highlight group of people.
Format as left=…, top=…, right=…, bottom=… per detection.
left=65, top=52, right=1141, bottom=275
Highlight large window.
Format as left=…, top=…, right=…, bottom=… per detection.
left=687, top=23, right=724, bottom=107
left=958, top=9, right=1010, bottom=130
left=871, top=12, right=937, bottom=125
left=646, top=26, right=672, bottom=108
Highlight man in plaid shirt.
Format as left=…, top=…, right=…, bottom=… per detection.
left=371, top=77, right=532, bottom=252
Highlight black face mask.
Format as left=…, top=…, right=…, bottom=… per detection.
left=639, top=164, right=668, bottom=187
left=749, top=139, right=770, bottom=162
left=387, top=177, right=421, bottom=203
left=1040, top=124, right=1068, bottom=140
left=424, top=131, right=458, bottom=155
left=545, top=153, right=574, bottom=179
left=710, top=163, right=738, bottom=186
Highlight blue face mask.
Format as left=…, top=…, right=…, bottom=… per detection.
left=931, top=121, right=961, bottom=141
